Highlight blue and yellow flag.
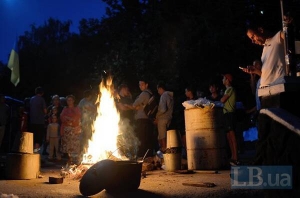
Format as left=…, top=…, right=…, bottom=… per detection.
left=7, top=39, right=20, bottom=86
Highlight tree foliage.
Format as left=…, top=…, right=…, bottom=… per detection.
left=2, top=0, right=297, bottom=102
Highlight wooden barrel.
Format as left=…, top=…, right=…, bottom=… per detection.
left=12, top=132, right=34, bottom=154
left=163, top=153, right=181, bottom=172
left=167, top=129, right=182, bottom=148
left=6, top=153, right=40, bottom=179
left=184, top=107, right=227, bottom=170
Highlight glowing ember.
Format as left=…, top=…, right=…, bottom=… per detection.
left=81, top=76, right=125, bottom=164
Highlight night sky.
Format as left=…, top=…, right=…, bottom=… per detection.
left=0, top=0, right=106, bottom=63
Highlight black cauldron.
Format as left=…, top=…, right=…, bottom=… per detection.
left=79, top=159, right=142, bottom=196
left=105, top=160, right=143, bottom=193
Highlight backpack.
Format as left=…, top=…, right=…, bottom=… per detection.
left=143, top=90, right=159, bottom=119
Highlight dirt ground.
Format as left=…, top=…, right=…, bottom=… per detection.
left=0, top=152, right=265, bottom=198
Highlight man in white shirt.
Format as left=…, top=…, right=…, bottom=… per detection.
left=246, top=24, right=286, bottom=88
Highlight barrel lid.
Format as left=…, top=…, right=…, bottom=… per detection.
left=79, top=159, right=117, bottom=196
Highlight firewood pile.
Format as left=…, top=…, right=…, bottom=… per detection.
left=142, top=156, right=162, bottom=171
left=60, top=164, right=91, bottom=180
left=60, top=154, right=163, bottom=180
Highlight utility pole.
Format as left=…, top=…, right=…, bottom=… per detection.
left=280, top=0, right=297, bottom=77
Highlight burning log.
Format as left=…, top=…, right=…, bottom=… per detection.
left=60, top=164, right=91, bottom=180
left=63, top=152, right=123, bottom=181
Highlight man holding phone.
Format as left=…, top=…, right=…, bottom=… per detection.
left=246, top=22, right=286, bottom=88
left=240, top=60, right=262, bottom=127
left=239, top=60, right=262, bottom=94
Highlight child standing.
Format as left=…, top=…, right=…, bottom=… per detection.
left=46, top=115, right=61, bottom=160
left=47, top=106, right=60, bottom=124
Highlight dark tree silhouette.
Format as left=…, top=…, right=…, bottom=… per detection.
left=1, top=0, right=298, bottom=103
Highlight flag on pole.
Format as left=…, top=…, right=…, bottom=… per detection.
left=7, top=38, right=20, bottom=86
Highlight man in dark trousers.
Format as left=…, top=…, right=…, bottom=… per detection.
left=220, top=74, right=239, bottom=166
left=129, top=78, right=155, bottom=158
left=29, top=87, right=47, bottom=153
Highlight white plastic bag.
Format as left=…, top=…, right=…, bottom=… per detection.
left=182, top=98, right=215, bottom=109
left=182, top=100, right=196, bottom=109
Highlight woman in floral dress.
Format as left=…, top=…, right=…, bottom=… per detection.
left=60, top=95, right=82, bottom=165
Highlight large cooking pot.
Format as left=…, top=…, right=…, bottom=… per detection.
left=79, top=159, right=142, bottom=196
left=79, top=159, right=117, bottom=196
left=105, top=160, right=143, bottom=193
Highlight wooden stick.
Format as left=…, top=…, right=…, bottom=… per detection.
left=182, top=182, right=216, bottom=188
left=193, top=170, right=219, bottom=174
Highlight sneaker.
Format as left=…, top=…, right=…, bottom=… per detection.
left=230, top=159, right=240, bottom=166
left=156, top=150, right=164, bottom=159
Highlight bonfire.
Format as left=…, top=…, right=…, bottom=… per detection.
left=61, top=75, right=140, bottom=179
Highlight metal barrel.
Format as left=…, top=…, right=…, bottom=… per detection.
left=167, top=129, right=182, bottom=148
left=184, top=107, right=227, bottom=170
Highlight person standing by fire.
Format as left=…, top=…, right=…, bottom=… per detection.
left=46, top=95, right=63, bottom=123
left=154, top=81, right=174, bottom=154
left=115, top=84, right=134, bottom=124
left=221, top=74, right=239, bottom=166
left=128, top=78, right=155, bottom=158
left=78, top=90, right=96, bottom=153
left=29, top=87, right=47, bottom=153
left=43, top=95, right=63, bottom=155
left=46, top=115, right=61, bottom=161
left=60, top=95, right=82, bottom=166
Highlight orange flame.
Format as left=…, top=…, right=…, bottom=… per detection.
left=81, top=76, right=126, bottom=164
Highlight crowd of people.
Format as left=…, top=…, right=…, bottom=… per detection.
left=24, top=88, right=96, bottom=165
left=114, top=74, right=259, bottom=167
left=0, top=62, right=271, bottom=168
left=0, top=88, right=97, bottom=166
left=0, top=16, right=293, bottom=169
